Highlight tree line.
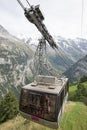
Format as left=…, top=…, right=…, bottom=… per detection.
left=69, top=75, right=87, bottom=105
left=0, top=91, right=19, bottom=123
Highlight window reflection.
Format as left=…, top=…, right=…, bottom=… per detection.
left=20, top=90, right=56, bottom=122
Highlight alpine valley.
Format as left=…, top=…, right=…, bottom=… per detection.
left=0, top=25, right=87, bottom=97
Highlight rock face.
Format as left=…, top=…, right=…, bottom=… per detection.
left=0, top=25, right=33, bottom=97
left=64, top=55, right=87, bottom=82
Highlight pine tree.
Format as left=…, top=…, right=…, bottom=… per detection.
left=74, top=83, right=87, bottom=104
left=0, top=91, right=19, bottom=123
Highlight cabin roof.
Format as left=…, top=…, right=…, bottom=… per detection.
left=23, top=75, right=68, bottom=94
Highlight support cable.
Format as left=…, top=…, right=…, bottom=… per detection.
left=81, top=0, right=84, bottom=38
left=25, top=0, right=31, bottom=7
left=54, top=48, right=70, bottom=69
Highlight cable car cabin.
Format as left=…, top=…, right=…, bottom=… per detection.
left=19, top=75, right=69, bottom=129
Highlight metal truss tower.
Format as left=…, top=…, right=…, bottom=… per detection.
left=30, top=38, right=60, bottom=80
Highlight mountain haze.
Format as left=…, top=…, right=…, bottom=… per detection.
left=64, top=55, right=87, bottom=82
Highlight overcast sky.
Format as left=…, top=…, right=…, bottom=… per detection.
left=0, top=0, right=87, bottom=39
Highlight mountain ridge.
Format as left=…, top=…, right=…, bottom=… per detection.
left=0, top=25, right=9, bottom=35
left=0, top=25, right=34, bottom=97
left=22, top=36, right=87, bottom=73
left=64, top=55, right=87, bottom=82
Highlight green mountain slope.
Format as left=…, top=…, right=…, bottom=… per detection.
left=60, top=102, right=87, bottom=130
left=69, top=81, right=87, bottom=105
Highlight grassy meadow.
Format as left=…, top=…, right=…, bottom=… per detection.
left=0, top=101, right=87, bottom=130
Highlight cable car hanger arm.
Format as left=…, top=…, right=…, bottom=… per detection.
left=17, top=0, right=58, bottom=49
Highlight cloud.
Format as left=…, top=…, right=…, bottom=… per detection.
left=0, top=0, right=87, bottom=39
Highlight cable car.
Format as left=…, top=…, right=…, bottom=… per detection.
left=17, top=0, right=69, bottom=128
left=19, top=75, right=69, bottom=129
